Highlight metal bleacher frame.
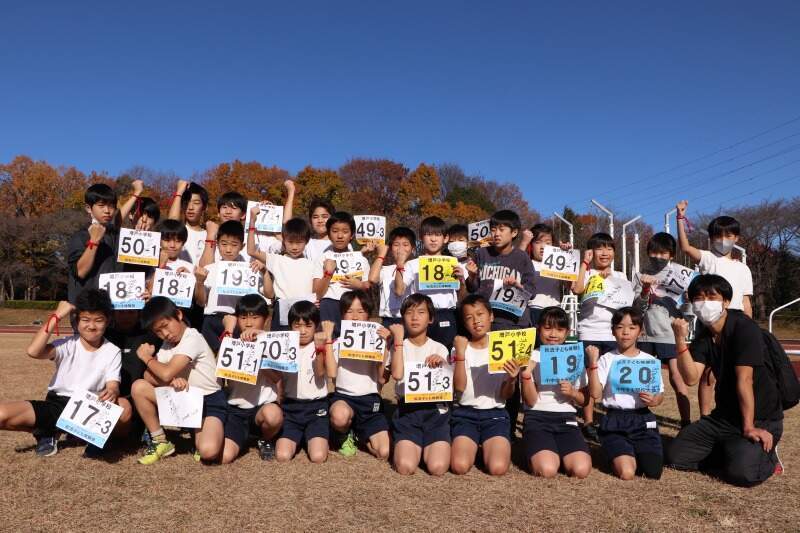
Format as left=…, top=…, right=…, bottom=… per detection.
left=769, top=297, right=800, bottom=356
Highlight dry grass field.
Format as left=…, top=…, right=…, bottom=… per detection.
left=0, top=332, right=798, bottom=532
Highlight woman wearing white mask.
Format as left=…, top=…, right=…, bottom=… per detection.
left=666, top=274, right=783, bottom=486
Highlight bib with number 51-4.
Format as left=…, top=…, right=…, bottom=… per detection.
left=540, top=246, right=580, bottom=281
left=418, top=256, right=459, bottom=291
left=339, top=320, right=385, bottom=362
left=489, top=280, right=530, bottom=317
left=118, top=228, right=161, bottom=266
left=403, top=361, right=454, bottom=403
left=56, top=390, right=124, bottom=448
left=216, top=261, right=260, bottom=296
left=609, top=357, right=662, bottom=394
left=488, top=328, right=536, bottom=373
left=216, top=337, right=261, bottom=384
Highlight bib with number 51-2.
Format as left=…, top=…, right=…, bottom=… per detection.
left=488, top=328, right=536, bottom=373
left=118, top=228, right=161, bottom=266
left=609, top=357, right=662, bottom=394
left=489, top=280, right=530, bottom=317
left=339, top=320, right=385, bottom=362
left=56, top=390, right=124, bottom=448
left=403, top=361, right=454, bottom=403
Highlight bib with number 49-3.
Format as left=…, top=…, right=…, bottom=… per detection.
left=152, top=268, right=195, bottom=308
left=468, top=219, right=491, bottom=246
left=118, top=227, right=161, bottom=266
left=99, top=272, right=146, bottom=310
left=609, top=357, right=662, bottom=394
left=56, top=390, right=124, bottom=448
left=403, top=361, right=454, bottom=403
left=540, top=246, right=580, bottom=281
left=339, top=320, right=385, bottom=362
left=539, top=342, right=585, bottom=385
left=258, top=331, right=300, bottom=373
left=354, top=215, right=386, bottom=245
left=418, top=256, right=459, bottom=291
left=216, top=261, right=260, bottom=296
left=216, top=337, right=261, bottom=384
left=489, top=280, right=531, bottom=317
left=488, top=328, right=536, bottom=373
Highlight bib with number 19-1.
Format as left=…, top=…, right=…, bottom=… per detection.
left=354, top=215, right=386, bottom=245
left=488, top=328, right=536, bottom=373
left=609, top=357, right=662, bottom=394
left=418, top=256, right=459, bottom=290
left=56, top=390, right=124, bottom=448
left=216, top=261, right=259, bottom=296
left=152, top=269, right=195, bottom=308
left=540, top=246, right=580, bottom=281
left=216, top=337, right=261, bottom=384
left=403, top=361, right=454, bottom=403
left=339, top=320, right=385, bottom=362
left=118, top=228, right=161, bottom=266
left=539, top=342, right=585, bottom=385
left=489, top=279, right=530, bottom=317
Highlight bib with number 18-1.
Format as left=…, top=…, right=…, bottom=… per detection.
left=152, top=268, right=195, bottom=308
left=489, top=280, right=530, bottom=317
left=118, top=228, right=161, bottom=266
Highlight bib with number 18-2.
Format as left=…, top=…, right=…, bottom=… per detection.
left=418, top=256, right=459, bottom=291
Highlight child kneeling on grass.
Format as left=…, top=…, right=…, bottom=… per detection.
left=132, top=297, right=227, bottom=465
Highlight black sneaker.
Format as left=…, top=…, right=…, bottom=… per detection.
left=83, top=443, right=105, bottom=460
left=582, top=423, right=599, bottom=442
left=35, top=435, right=58, bottom=457
left=257, top=439, right=276, bottom=461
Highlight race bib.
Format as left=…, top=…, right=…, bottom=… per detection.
left=488, top=328, right=536, bottom=373
left=330, top=252, right=366, bottom=283
left=403, top=362, right=454, bottom=403
left=489, top=280, right=530, bottom=317
left=152, top=268, right=195, bottom=308
left=154, top=387, right=203, bottom=428
left=540, top=246, right=580, bottom=281
left=468, top=219, right=491, bottom=246
left=216, top=261, right=260, bottom=296
left=99, top=272, right=145, bottom=310
left=650, top=264, right=695, bottom=302
left=118, top=228, right=161, bottom=267
left=418, top=256, right=459, bottom=291
left=339, top=320, right=386, bottom=362
left=597, top=276, right=634, bottom=310
left=56, top=390, right=124, bottom=448
left=609, top=358, right=662, bottom=394
left=539, top=342, right=585, bottom=385
left=245, top=201, right=284, bottom=233
left=354, top=215, right=386, bottom=245
left=216, top=337, right=261, bottom=384
left=258, top=331, right=300, bottom=373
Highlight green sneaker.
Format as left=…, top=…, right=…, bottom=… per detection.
left=138, top=441, right=175, bottom=465
left=339, top=431, right=358, bottom=457
left=192, top=449, right=201, bottom=463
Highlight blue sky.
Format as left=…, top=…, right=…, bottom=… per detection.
left=1, top=1, right=799, bottom=229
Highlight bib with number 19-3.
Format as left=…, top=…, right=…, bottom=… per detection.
left=216, top=261, right=259, bottom=296
left=609, top=357, right=662, bottom=394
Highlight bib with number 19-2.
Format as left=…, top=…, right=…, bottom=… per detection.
left=609, top=357, right=662, bottom=394
left=489, top=280, right=530, bottom=317
left=418, top=256, right=459, bottom=291
left=488, top=328, right=536, bottom=373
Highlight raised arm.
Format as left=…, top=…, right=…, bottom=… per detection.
left=26, top=301, right=74, bottom=359
left=119, top=180, right=145, bottom=227
left=168, top=180, right=189, bottom=221
left=671, top=318, right=705, bottom=386
left=676, top=200, right=702, bottom=263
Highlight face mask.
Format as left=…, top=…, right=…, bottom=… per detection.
left=692, top=300, right=724, bottom=326
left=646, top=257, right=669, bottom=273
left=711, top=238, right=734, bottom=257
left=448, top=241, right=468, bottom=258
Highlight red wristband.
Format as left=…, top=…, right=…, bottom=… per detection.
left=248, top=227, right=257, bottom=233
left=676, top=215, right=686, bottom=220
left=45, top=313, right=60, bottom=337
left=677, top=345, right=689, bottom=355
left=453, top=358, right=465, bottom=362
left=315, top=347, right=326, bottom=354
left=323, top=270, right=334, bottom=278
left=173, top=193, right=182, bottom=198
left=218, top=331, right=231, bottom=341
left=205, top=239, right=217, bottom=247
left=521, top=374, right=532, bottom=381
left=581, top=261, right=590, bottom=269
left=325, top=340, right=334, bottom=345
left=85, top=240, right=99, bottom=250
left=394, top=344, right=403, bottom=348
left=395, top=267, right=405, bottom=273
left=587, top=365, right=598, bottom=371
left=377, top=256, right=385, bottom=261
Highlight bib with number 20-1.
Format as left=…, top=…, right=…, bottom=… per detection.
left=609, top=357, right=662, bottom=394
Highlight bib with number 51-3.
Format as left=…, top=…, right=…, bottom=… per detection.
left=609, top=357, right=662, bottom=394
left=489, top=280, right=530, bottom=317
left=403, top=361, right=454, bottom=403
left=339, top=320, right=385, bottom=362
left=540, top=246, right=580, bottom=281
left=216, top=261, right=260, bottom=296
left=418, top=256, right=459, bottom=291
left=216, top=337, right=261, bottom=384
left=118, top=228, right=161, bottom=266
left=56, top=390, right=124, bottom=448
left=488, top=328, right=536, bottom=373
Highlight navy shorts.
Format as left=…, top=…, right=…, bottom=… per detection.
left=427, top=308, right=457, bottom=350
left=522, top=410, right=590, bottom=459
left=223, top=404, right=257, bottom=449
left=582, top=340, right=617, bottom=355
left=29, top=391, right=70, bottom=437
left=200, top=313, right=227, bottom=354
left=599, top=408, right=663, bottom=460
left=319, top=298, right=342, bottom=337
left=201, top=390, right=228, bottom=424
left=270, top=303, right=290, bottom=332
left=392, top=400, right=451, bottom=448
left=278, top=397, right=329, bottom=445
left=638, top=341, right=676, bottom=362
left=450, top=406, right=510, bottom=445
left=331, top=392, right=389, bottom=442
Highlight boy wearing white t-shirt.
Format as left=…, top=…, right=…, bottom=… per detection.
left=168, top=181, right=209, bottom=267
left=0, top=291, right=129, bottom=458
left=518, top=223, right=571, bottom=324
left=368, top=227, right=417, bottom=328
left=156, top=219, right=194, bottom=274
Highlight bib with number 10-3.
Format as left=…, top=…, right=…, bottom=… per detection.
left=56, top=390, right=124, bottom=448
left=216, top=261, right=259, bottom=296
left=609, top=357, right=662, bottom=394
left=118, top=228, right=161, bottom=266
left=539, top=342, right=585, bottom=385
left=403, top=361, right=454, bottom=403
left=216, top=337, right=261, bottom=384
left=489, top=280, right=531, bottom=317
left=258, top=331, right=300, bottom=373
left=540, top=246, right=580, bottom=281
left=152, top=269, right=195, bottom=308
left=99, top=272, right=146, bottom=310
left=354, top=215, right=386, bottom=245
left=418, top=256, right=459, bottom=290
left=339, top=320, right=385, bottom=362
left=488, top=328, right=536, bottom=373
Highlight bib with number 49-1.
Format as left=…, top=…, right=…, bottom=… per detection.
left=609, top=357, right=662, bottom=394
left=99, top=272, right=146, bottom=310
left=216, top=337, right=261, bottom=384
left=118, top=228, right=161, bottom=266
left=540, top=246, right=580, bottom=281
left=489, top=280, right=530, bottom=317
left=403, top=361, right=454, bottom=403
left=56, top=390, right=124, bottom=448
left=418, top=256, right=459, bottom=291
left=354, top=215, right=386, bottom=245
left=539, top=342, right=585, bottom=385
left=488, top=328, right=536, bottom=373
left=339, top=320, right=385, bottom=362
left=152, top=269, right=195, bottom=308
left=258, top=331, right=300, bottom=373
left=216, top=261, right=260, bottom=296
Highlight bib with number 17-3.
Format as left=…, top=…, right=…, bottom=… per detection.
left=56, top=390, right=124, bottom=448
left=609, top=357, right=662, bottom=394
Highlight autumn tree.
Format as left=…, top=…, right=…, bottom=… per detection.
left=293, top=165, right=349, bottom=215
left=200, top=160, right=291, bottom=216
left=396, top=163, right=442, bottom=226
left=339, top=158, right=407, bottom=218
left=0, top=156, right=87, bottom=218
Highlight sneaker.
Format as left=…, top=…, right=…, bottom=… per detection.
left=582, top=423, right=599, bottom=442
left=774, top=445, right=784, bottom=476
left=339, top=431, right=358, bottom=457
left=257, top=439, right=276, bottom=461
left=83, top=443, right=105, bottom=460
left=138, top=441, right=175, bottom=465
left=140, top=429, right=152, bottom=449
left=192, top=449, right=201, bottom=463
left=35, top=436, right=58, bottom=457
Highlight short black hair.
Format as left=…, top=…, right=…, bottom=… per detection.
left=458, top=294, right=492, bottom=317
left=537, top=306, right=570, bottom=330
left=326, top=211, right=356, bottom=234
left=687, top=274, right=733, bottom=302
left=136, top=197, right=161, bottom=223
left=490, top=210, right=521, bottom=232
left=419, top=216, right=447, bottom=236
left=217, top=220, right=245, bottom=242
left=156, top=219, right=188, bottom=243
left=308, top=197, right=336, bottom=220
left=181, top=182, right=209, bottom=209
left=611, top=306, right=644, bottom=328
left=283, top=217, right=312, bottom=242
left=85, top=183, right=117, bottom=207
left=401, top=293, right=435, bottom=319
left=141, top=296, right=183, bottom=331
left=530, top=223, right=554, bottom=242
left=75, top=288, right=114, bottom=320
left=647, top=232, right=676, bottom=256
left=447, top=224, right=468, bottom=240
left=217, top=191, right=247, bottom=212
left=288, top=300, right=320, bottom=327
left=389, top=226, right=416, bottom=249
left=707, top=215, right=741, bottom=239
left=235, top=293, right=270, bottom=318
left=340, top=289, right=375, bottom=317
left=587, top=232, right=615, bottom=251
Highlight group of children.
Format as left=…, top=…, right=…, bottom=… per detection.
left=0, top=178, right=757, bottom=481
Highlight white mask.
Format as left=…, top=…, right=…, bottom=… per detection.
left=447, top=241, right=468, bottom=258
left=711, top=238, right=735, bottom=257
left=692, top=300, right=724, bottom=326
